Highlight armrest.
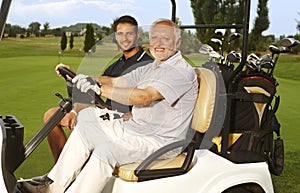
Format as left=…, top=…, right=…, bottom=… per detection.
left=134, top=139, right=196, bottom=181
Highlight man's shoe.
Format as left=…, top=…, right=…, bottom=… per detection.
left=31, top=174, right=53, bottom=185
left=21, top=181, right=49, bottom=193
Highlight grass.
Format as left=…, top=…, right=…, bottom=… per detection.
left=0, top=37, right=300, bottom=192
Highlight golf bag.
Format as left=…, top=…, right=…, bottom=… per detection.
left=227, top=70, right=284, bottom=176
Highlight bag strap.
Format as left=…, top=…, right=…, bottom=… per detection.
left=234, top=92, right=272, bottom=103
left=272, top=95, right=280, bottom=114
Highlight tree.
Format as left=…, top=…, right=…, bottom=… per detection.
left=69, top=33, right=74, bottom=49
left=190, top=0, right=205, bottom=42
left=297, top=12, right=300, bottom=34
left=60, top=31, right=67, bottom=51
left=232, top=0, right=245, bottom=51
left=201, top=0, right=218, bottom=43
left=190, top=0, right=244, bottom=45
left=41, top=22, right=50, bottom=36
left=51, top=28, right=62, bottom=37
left=4, top=24, right=26, bottom=37
left=248, top=0, right=270, bottom=51
left=181, top=30, right=201, bottom=54
left=8, top=26, right=16, bottom=37
left=101, top=26, right=112, bottom=36
left=83, top=24, right=95, bottom=53
left=28, top=22, right=41, bottom=36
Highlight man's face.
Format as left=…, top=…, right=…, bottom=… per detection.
left=115, top=23, right=138, bottom=52
left=149, top=23, right=178, bottom=63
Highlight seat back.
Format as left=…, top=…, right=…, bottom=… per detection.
left=191, top=67, right=217, bottom=133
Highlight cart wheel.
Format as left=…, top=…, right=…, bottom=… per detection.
left=223, top=187, right=252, bottom=193
left=223, top=183, right=265, bottom=193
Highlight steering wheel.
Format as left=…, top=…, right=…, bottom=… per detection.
left=57, top=66, right=110, bottom=109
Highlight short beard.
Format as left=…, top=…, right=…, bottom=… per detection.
left=118, top=40, right=139, bottom=53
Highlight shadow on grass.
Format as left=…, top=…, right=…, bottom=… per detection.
left=272, top=151, right=300, bottom=193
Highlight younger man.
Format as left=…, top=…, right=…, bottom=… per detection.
left=44, top=15, right=153, bottom=163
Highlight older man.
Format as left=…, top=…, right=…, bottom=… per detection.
left=23, top=18, right=198, bottom=193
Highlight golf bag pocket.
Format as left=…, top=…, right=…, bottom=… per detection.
left=262, top=105, right=284, bottom=176
left=228, top=130, right=273, bottom=156
left=267, top=137, right=284, bottom=176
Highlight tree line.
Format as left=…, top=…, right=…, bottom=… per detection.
left=3, top=0, right=300, bottom=53
left=4, top=22, right=61, bottom=37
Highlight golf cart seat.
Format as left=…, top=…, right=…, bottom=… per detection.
left=114, top=67, right=217, bottom=182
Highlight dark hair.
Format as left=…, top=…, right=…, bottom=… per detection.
left=112, top=15, right=138, bottom=33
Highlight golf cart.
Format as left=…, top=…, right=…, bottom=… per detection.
left=1, top=0, right=292, bottom=192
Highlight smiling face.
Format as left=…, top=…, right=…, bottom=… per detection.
left=115, top=23, right=139, bottom=52
left=149, top=20, right=181, bottom=64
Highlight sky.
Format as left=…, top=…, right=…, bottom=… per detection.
left=5, top=0, right=300, bottom=38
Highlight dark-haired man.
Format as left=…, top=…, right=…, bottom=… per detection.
left=44, top=15, right=153, bottom=163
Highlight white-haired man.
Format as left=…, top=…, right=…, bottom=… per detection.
left=23, top=18, right=198, bottom=193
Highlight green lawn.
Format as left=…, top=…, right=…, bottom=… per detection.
left=0, top=37, right=300, bottom=192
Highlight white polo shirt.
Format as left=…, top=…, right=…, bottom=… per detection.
left=123, top=51, right=198, bottom=141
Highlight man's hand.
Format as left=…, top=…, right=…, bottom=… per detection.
left=61, top=111, right=77, bottom=130
left=72, top=74, right=102, bottom=95
left=55, top=63, right=74, bottom=81
left=122, top=112, right=133, bottom=121
left=55, top=63, right=71, bottom=76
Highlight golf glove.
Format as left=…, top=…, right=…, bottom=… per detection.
left=72, top=74, right=102, bottom=95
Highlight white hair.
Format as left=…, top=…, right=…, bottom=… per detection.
left=149, top=18, right=181, bottom=45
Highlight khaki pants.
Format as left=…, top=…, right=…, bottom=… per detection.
left=47, top=108, right=171, bottom=193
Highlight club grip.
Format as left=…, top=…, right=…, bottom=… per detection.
left=57, top=66, right=76, bottom=80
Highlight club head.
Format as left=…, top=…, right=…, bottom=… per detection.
left=209, top=50, right=224, bottom=59
left=260, top=54, right=272, bottom=63
left=199, top=44, right=214, bottom=55
left=215, top=29, right=226, bottom=38
left=247, top=53, right=259, bottom=61
left=199, top=44, right=223, bottom=60
left=246, top=53, right=260, bottom=71
left=246, top=60, right=259, bottom=72
left=278, top=46, right=291, bottom=53
left=270, top=45, right=291, bottom=54
left=211, top=38, right=223, bottom=46
left=226, top=51, right=241, bottom=63
left=229, top=32, right=241, bottom=42
left=260, top=61, right=273, bottom=69
left=259, top=54, right=273, bottom=69
left=269, top=45, right=281, bottom=54
left=280, top=38, right=300, bottom=48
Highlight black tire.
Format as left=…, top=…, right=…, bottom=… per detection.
left=223, top=187, right=252, bottom=193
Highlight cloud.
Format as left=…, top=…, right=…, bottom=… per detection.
left=12, top=0, right=137, bottom=15
left=8, top=0, right=139, bottom=27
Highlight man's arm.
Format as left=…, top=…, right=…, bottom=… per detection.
left=101, top=85, right=163, bottom=106
left=96, top=76, right=129, bottom=88
left=72, top=103, right=90, bottom=112
left=75, top=73, right=163, bottom=106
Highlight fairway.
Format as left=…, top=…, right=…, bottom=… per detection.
left=0, top=37, right=300, bottom=192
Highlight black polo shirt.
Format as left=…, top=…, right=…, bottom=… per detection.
left=103, top=46, right=153, bottom=113
left=103, top=46, right=153, bottom=77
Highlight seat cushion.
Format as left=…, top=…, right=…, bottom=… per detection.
left=115, top=154, right=187, bottom=182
